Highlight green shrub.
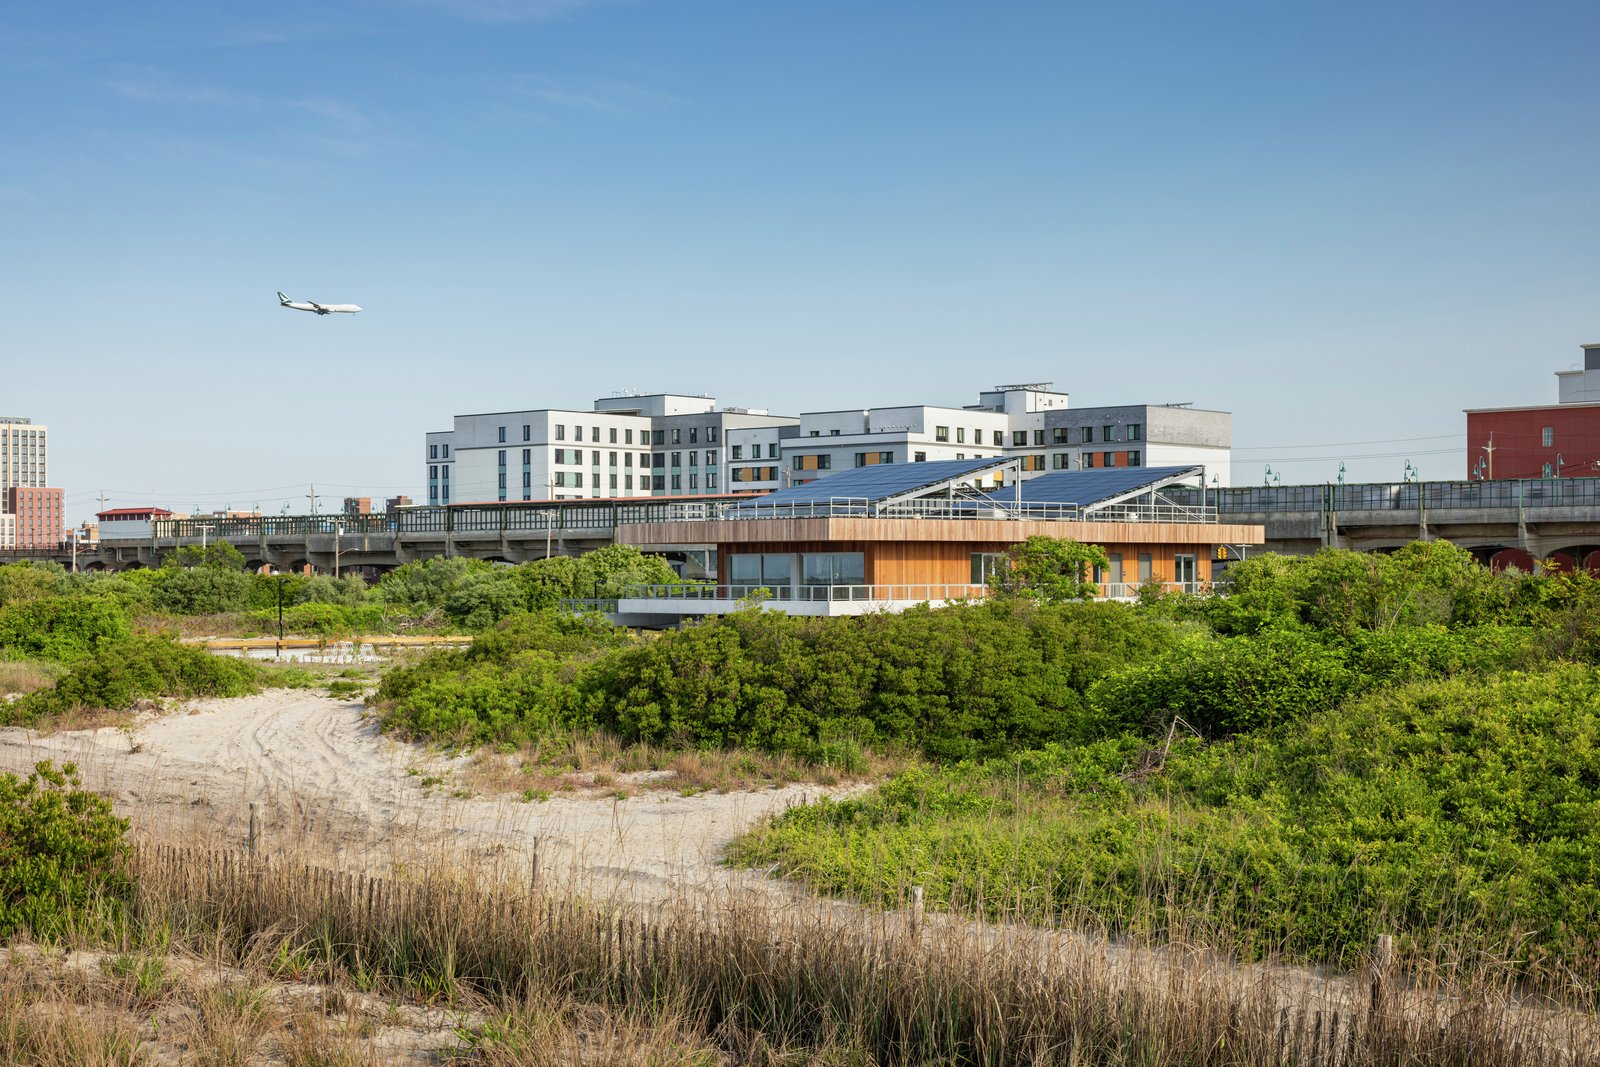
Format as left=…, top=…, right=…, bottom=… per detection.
left=0, top=596, right=131, bottom=662
left=736, top=666, right=1600, bottom=976
left=0, top=761, right=131, bottom=940
left=7, top=636, right=263, bottom=723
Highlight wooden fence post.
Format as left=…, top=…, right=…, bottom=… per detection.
left=247, top=802, right=258, bottom=856
left=1370, top=933, right=1394, bottom=1016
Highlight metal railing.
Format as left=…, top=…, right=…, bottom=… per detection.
left=1097, top=581, right=1207, bottom=599
left=1165, top=476, right=1600, bottom=516
left=617, top=582, right=991, bottom=604
left=613, top=496, right=1217, bottom=525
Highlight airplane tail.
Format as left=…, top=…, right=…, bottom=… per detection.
left=277, top=291, right=290, bottom=305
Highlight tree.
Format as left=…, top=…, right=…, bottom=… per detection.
left=988, top=536, right=1111, bottom=603
left=164, top=540, right=247, bottom=572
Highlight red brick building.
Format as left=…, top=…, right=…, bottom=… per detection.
left=7, top=486, right=64, bottom=548
left=1465, top=343, right=1600, bottom=480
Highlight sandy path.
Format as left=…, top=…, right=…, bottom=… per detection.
left=0, top=690, right=819, bottom=903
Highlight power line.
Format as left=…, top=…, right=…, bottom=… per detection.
left=1234, top=433, right=1464, bottom=452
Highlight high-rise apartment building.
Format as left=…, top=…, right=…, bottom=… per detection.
left=7, top=487, right=64, bottom=548
left=0, top=417, right=56, bottom=548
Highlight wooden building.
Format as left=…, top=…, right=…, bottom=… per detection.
left=611, top=459, right=1264, bottom=621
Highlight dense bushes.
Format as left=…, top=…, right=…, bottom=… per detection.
left=0, top=761, right=130, bottom=940
left=0, top=596, right=130, bottom=662
left=734, top=666, right=1600, bottom=974
left=378, top=599, right=1186, bottom=759
left=5, top=636, right=263, bottom=724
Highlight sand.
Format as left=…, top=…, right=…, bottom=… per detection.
left=0, top=689, right=821, bottom=903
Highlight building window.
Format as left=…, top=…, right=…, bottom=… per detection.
left=1011, top=430, right=1027, bottom=446
left=1052, top=428, right=1068, bottom=444
left=913, top=451, right=927, bottom=462
left=652, top=475, right=664, bottom=490
left=1021, top=454, right=1046, bottom=471
left=1051, top=452, right=1069, bottom=470
left=1103, top=451, right=1114, bottom=467
left=957, top=427, right=966, bottom=444
left=1128, top=423, right=1142, bottom=441
left=671, top=474, right=682, bottom=490
left=522, top=471, right=531, bottom=489
left=429, top=465, right=438, bottom=479
left=1129, top=451, right=1141, bottom=466
left=1544, top=462, right=1554, bottom=477
left=732, top=444, right=743, bottom=460
left=653, top=454, right=665, bottom=468
left=555, top=425, right=565, bottom=441
left=672, top=428, right=681, bottom=444
left=1082, top=452, right=1094, bottom=468
left=935, top=426, right=950, bottom=442
left=1033, top=429, right=1044, bottom=445
left=706, top=472, right=718, bottom=489
left=497, top=449, right=507, bottom=465
left=706, top=451, right=717, bottom=466
left=1082, top=426, right=1094, bottom=444
left=991, top=430, right=1002, bottom=446
left=801, top=552, right=865, bottom=592
left=625, top=474, right=633, bottom=490
left=689, top=473, right=699, bottom=490
left=498, top=426, right=506, bottom=443
left=793, top=454, right=832, bottom=471
left=522, top=424, right=531, bottom=441
left=609, top=474, right=618, bottom=490
left=609, top=427, right=618, bottom=443
left=653, top=430, right=664, bottom=445
left=1543, top=426, right=1554, bottom=447
left=429, top=444, right=438, bottom=459
left=830, top=428, right=841, bottom=436
left=591, top=450, right=600, bottom=465
left=625, top=428, right=633, bottom=444
left=624, top=453, right=633, bottom=467
left=1103, top=425, right=1116, bottom=442
left=971, top=552, right=1007, bottom=585
left=522, top=449, right=531, bottom=464
left=671, top=452, right=682, bottom=468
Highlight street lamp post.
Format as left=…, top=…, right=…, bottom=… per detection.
left=334, top=523, right=343, bottom=578
left=275, top=575, right=289, bottom=658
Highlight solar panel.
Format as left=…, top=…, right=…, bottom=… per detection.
left=734, top=457, right=1009, bottom=507
left=986, top=466, right=1201, bottom=509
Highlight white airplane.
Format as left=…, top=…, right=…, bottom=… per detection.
left=277, top=291, right=362, bottom=315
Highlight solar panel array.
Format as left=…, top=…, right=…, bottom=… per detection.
left=984, top=466, right=1201, bottom=509
left=733, top=456, right=1009, bottom=506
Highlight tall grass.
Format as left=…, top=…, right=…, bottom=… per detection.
left=104, top=840, right=1598, bottom=1066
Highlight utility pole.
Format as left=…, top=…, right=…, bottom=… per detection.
left=306, top=484, right=318, bottom=516
left=334, top=523, right=343, bottom=578
left=1480, top=433, right=1495, bottom=480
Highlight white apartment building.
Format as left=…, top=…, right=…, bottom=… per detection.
left=0, top=417, right=48, bottom=548
left=426, top=394, right=798, bottom=503
left=426, top=385, right=1231, bottom=504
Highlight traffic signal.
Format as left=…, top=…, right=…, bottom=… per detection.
left=1215, top=545, right=1228, bottom=561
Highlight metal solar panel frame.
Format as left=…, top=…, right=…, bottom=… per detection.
left=984, top=465, right=1204, bottom=513
left=728, top=456, right=1014, bottom=511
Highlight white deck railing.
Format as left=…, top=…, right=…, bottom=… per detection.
left=616, top=497, right=1216, bottom=524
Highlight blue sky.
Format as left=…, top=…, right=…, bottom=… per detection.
left=4, top=0, right=1598, bottom=520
